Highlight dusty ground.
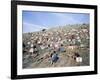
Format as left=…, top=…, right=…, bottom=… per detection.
left=23, top=47, right=89, bottom=69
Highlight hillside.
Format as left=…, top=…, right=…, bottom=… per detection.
left=22, top=24, right=90, bottom=69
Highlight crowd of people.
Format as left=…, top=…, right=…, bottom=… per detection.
left=23, top=24, right=89, bottom=68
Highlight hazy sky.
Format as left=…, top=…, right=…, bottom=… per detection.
left=22, top=11, right=90, bottom=33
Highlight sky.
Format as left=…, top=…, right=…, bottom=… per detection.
left=22, top=11, right=90, bottom=33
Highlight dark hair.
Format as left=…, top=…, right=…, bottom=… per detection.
left=74, top=52, right=80, bottom=57
left=61, top=44, right=63, bottom=46
left=50, top=51, right=56, bottom=57
left=53, top=51, right=56, bottom=53
left=48, top=44, right=50, bottom=47
left=33, top=45, right=36, bottom=48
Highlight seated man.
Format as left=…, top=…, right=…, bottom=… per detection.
left=50, top=51, right=59, bottom=64
left=29, top=45, right=39, bottom=57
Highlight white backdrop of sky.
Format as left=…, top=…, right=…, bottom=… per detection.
left=22, top=11, right=89, bottom=33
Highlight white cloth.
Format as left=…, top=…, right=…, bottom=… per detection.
left=29, top=48, right=34, bottom=53
left=76, top=57, right=82, bottom=62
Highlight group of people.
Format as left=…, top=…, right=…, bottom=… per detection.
left=23, top=24, right=89, bottom=65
